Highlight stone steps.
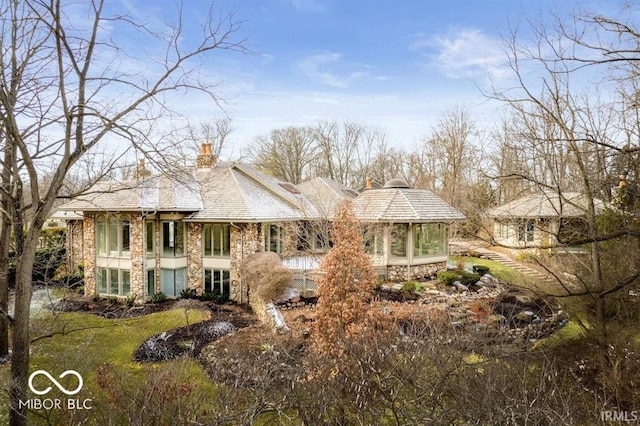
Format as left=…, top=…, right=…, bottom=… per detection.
left=469, top=247, right=557, bottom=286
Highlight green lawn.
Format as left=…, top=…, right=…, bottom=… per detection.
left=450, top=255, right=529, bottom=287
left=0, top=307, right=215, bottom=424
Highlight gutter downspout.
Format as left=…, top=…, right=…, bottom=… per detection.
left=230, top=222, right=244, bottom=304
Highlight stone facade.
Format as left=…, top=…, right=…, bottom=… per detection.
left=82, top=214, right=96, bottom=297
left=186, top=222, right=203, bottom=292
left=130, top=215, right=145, bottom=302
left=283, top=222, right=300, bottom=253
left=386, top=261, right=446, bottom=282
left=230, top=223, right=261, bottom=302
left=66, top=219, right=84, bottom=273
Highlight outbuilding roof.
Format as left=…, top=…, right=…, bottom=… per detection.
left=487, top=192, right=608, bottom=219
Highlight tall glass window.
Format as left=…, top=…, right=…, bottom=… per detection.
left=147, top=269, right=155, bottom=296
left=518, top=220, right=535, bottom=242
left=390, top=224, right=408, bottom=257
left=96, top=267, right=131, bottom=296
left=146, top=221, right=154, bottom=255
left=203, top=224, right=230, bottom=257
left=162, top=221, right=185, bottom=257
left=97, top=217, right=107, bottom=255
left=413, top=223, right=447, bottom=257
left=96, top=215, right=130, bottom=257
left=204, top=268, right=230, bottom=296
left=264, top=224, right=285, bottom=254
left=161, top=268, right=187, bottom=296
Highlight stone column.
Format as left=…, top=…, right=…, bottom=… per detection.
left=186, top=222, right=203, bottom=292
left=67, top=219, right=84, bottom=273
left=129, top=215, right=145, bottom=302
left=230, top=223, right=260, bottom=302
left=82, top=214, right=96, bottom=298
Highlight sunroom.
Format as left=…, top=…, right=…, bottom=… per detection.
left=353, top=179, right=465, bottom=281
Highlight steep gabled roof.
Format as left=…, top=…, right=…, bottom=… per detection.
left=487, top=192, right=608, bottom=219
left=352, top=187, right=465, bottom=222
left=296, top=176, right=356, bottom=218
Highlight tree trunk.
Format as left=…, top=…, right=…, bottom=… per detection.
left=9, top=214, right=36, bottom=426
left=0, top=136, right=11, bottom=357
left=0, top=216, right=9, bottom=357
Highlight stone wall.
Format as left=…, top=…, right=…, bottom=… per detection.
left=67, top=219, right=84, bottom=273
left=386, top=261, right=446, bottom=282
left=230, top=223, right=261, bottom=302
left=82, top=214, right=96, bottom=297
left=129, top=215, right=145, bottom=302
left=186, top=222, right=203, bottom=292
left=283, top=222, right=300, bottom=253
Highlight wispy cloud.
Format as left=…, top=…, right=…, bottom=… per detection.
left=411, top=28, right=507, bottom=81
left=297, top=52, right=372, bottom=88
left=289, top=0, right=325, bottom=12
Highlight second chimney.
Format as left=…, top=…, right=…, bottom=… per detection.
left=196, top=143, right=216, bottom=168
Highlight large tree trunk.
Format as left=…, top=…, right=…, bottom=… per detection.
left=9, top=212, right=37, bottom=426
left=0, top=214, right=9, bottom=357
left=0, top=133, right=11, bottom=357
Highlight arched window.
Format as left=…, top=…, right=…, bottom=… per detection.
left=96, top=214, right=131, bottom=257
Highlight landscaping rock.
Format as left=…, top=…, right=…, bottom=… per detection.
left=516, top=310, right=535, bottom=323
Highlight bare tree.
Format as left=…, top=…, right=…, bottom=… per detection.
left=248, top=126, right=317, bottom=184
left=0, top=0, right=247, bottom=423
left=484, top=8, right=640, bottom=407
left=176, top=117, right=234, bottom=163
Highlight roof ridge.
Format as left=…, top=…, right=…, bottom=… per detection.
left=231, top=163, right=312, bottom=215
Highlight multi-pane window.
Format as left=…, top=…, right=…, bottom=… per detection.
left=161, top=221, right=185, bottom=257
left=264, top=224, right=285, bottom=254
left=97, top=267, right=131, bottom=296
left=96, top=215, right=130, bottom=257
left=161, top=268, right=186, bottom=296
left=390, top=224, right=408, bottom=257
left=146, top=221, right=155, bottom=255
left=499, top=223, right=509, bottom=239
left=203, top=224, right=230, bottom=257
left=364, top=231, right=384, bottom=256
left=518, top=220, right=535, bottom=242
left=204, top=268, right=230, bottom=296
left=413, top=223, right=447, bottom=257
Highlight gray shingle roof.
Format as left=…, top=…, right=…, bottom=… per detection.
left=185, top=162, right=316, bottom=222
left=59, top=160, right=465, bottom=224
left=296, top=177, right=356, bottom=218
left=487, top=192, right=608, bottom=219
left=352, top=188, right=466, bottom=222
left=59, top=170, right=202, bottom=212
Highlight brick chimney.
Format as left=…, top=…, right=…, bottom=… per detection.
left=196, top=143, right=216, bottom=168
left=365, top=176, right=373, bottom=190
left=133, top=158, right=152, bottom=179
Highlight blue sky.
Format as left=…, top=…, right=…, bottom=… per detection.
left=131, top=0, right=621, bottom=156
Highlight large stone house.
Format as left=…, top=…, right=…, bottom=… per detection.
left=60, top=144, right=464, bottom=302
